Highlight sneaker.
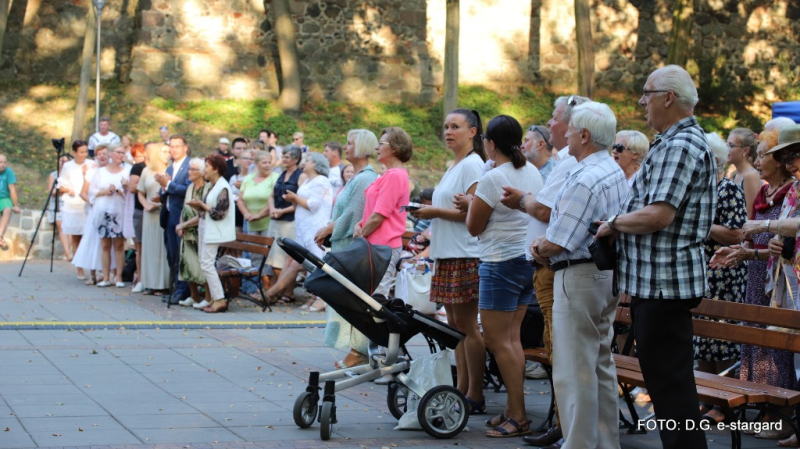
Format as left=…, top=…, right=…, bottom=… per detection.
left=115, top=282, right=125, bottom=288
left=374, top=375, right=393, bottom=385
left=525, top=361, right=548, bottom=379
left=96, top=281, right=112, bottom=288
left=131, top=282, right=144, bottom=293
left=178, top=298, right=196, bottom=307
left=193, top=300, right=211, bottom=309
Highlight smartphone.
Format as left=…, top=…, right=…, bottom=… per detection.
left=400, top=202, right=424, bottom=212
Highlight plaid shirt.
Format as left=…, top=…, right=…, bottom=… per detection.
left=547, top=151, right=629, bottom=264
left=617, top=116, right=717, bottom=300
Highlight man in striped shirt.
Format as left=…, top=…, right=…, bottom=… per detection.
left=596, top=65, right=715, bottom=449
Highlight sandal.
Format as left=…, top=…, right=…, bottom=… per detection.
left=85, top=277, right=97, bottom=286
left=0, top=238, right=8, bottom=251
left=486, top=418, right=532, bottom=438
left=276, top=295, right=295, bottom=305
left=485, top=413, right=506, bottom=428
left=465, top=396, right=486, bottom=415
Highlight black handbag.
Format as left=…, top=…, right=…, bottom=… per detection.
left=588, top=221, right=617, bottom=271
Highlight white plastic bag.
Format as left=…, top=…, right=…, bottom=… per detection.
left=395, top=349, right=453, bottom=430
left=395, top=263, right=436, bottom=315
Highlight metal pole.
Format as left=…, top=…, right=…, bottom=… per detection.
left=93, top=0, right=106, bottom=133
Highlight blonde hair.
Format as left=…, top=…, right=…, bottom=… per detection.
left=146, top=143, right=168, bottom=173
left=348, top=129, right=378, bottom=158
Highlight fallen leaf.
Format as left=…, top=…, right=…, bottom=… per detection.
left=78, top=428, right=84, bottom=431
left=3, top=427, right=9, bottom=431
left=52, top=433, right=61, bottom=436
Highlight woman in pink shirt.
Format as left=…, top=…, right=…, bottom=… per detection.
left=353, top=127, right=412, bottom=297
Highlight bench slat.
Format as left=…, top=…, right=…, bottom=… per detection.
left=694, top=299, right=800, bottom=330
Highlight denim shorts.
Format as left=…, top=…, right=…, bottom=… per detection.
left=478, top=256, right=535, bottom=312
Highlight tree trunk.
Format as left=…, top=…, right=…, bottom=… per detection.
left=272, top=0, right=302, bottom=115
left=667, top=0, right=693, bottom=66
left=574, top=0, right=594, bottom=98
left=442, top=0, right=459, bottom=121
left=0, top=0, right=9, bottom=68
left=72, top=5, right=96, bottom=142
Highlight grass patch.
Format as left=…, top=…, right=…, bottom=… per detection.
left=0, top=80, right=768, bottom=207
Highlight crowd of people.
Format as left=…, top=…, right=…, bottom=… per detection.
left=1, top=63, right=800, bottom=448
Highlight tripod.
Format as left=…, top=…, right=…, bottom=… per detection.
left=18, top=138, right=66, bottom=277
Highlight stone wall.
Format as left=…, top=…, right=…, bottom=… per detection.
left=1, top=0, right=798, bottom=105
left=0, top=209, right=68, bottom=262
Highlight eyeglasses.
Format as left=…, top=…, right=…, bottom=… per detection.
left=727, top=142, right=748, bottom=149
left=379, top=140, right=391, bottom=146
left=612, top=144, right=627, bottom=153
left=529, top=126, right=548, bottom=141
left=641, top=89, right=675, bottom=98
left=566, top=95, right=577, bottom=106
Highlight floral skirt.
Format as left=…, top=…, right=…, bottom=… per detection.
left=98, top=212, right=124, bottom=238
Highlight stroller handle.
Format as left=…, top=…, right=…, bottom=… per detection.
left=276, top=238, right=325, bottom=269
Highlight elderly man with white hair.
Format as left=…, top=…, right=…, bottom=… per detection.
left=765, top=116, right=796, bottom=132
left=530, top=101, right=628, bottom=449
left=596, top=64, right=715, bottom=449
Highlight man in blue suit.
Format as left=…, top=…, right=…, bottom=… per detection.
left=156, top=135, right=192, bottom=304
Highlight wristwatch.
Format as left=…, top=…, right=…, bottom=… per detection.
left=608, top=215, right=619, bottom=232
left=519, top=192, right=530, bottom=211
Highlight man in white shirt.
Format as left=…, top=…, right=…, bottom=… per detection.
left=88, top=117, right=120, bottom=158
left=500, top=95, right=590, bottom=449
left=323, top=141, right=344, bottom=189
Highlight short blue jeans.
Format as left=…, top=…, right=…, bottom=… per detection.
left=478, top=256, right=534, bottom=312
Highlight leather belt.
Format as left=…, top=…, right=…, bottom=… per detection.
left=551, top=258, right=594, bottom=272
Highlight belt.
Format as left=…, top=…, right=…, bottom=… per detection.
left=551, top=258, right=594, bottom=272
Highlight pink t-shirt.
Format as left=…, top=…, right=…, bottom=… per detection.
left=361, top=168, right=409, bottom=248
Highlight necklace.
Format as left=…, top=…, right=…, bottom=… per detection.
left=766, top=180, right=790, bottom=206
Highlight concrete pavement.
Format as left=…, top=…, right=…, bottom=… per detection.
left=0, top=260, right=782, bottom=448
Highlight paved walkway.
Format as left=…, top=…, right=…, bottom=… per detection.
left=0, top=261, right=783, bottom=448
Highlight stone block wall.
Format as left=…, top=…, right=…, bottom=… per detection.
left=0, top=209, right=67, bottom=262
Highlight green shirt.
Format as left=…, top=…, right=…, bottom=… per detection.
left=0, top=167, right=16, bottom=200
left=240, top=172, right=279, bottom=232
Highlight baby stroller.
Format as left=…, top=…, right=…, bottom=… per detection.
left=277, top=237, right=470, bottom=440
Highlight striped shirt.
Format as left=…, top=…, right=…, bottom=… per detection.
left=547, top=151, right=629, bottom=264
left=617, top=116, right=717, bottom=300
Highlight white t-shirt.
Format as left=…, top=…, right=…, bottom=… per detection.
left=528, top=147, right=576, bottom=259
left=88, top=132, right=120, bottom=151
left=430, top=153, right=483, bottom=259
left=475, top=161, right=543, bottom=262
left=328, top=164, right=343, bottom=190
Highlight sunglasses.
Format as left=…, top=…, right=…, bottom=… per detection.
left=566, top=95, right=577, bottom=106
left=529, top=126, right=548, bottom=141
left=612, top=144, right=627, bottom=153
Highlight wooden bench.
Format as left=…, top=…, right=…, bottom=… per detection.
left=524, top=297, right=800, bottom=448
left=216, top=233, right=274, bottom=312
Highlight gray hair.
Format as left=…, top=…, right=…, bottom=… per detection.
left=765, top=117, right=796, bottom=132
left=307, top=152, right=330, bottom=177
left=555, top=95, right=591, bottom=124
left=705, top=132, right=729, bottom=173
left=282, top=144, right=303, bottom=164
left=189, top=157, right=205, bottom=174
left=650, top=65, right=699, bottom=111
left=348, top=129, right=378, bottom=158
left=615, top=130, right=650, bottom=161
left=570, top=101, right=617, bottom=150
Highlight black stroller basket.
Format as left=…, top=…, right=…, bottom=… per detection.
left=277, top=237, right=463, bottom=349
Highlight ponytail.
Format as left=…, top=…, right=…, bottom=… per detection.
left=485, top=115, right=526, bottom=169
left=448, top=108, right=487, bottom=162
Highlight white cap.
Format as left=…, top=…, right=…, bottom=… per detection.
left=219, top=137, right=230, bottom=144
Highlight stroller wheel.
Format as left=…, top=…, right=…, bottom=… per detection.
left=417, top=385, right=469, bottom=439
left=387, top=381, right=409, bottom=420
left=293, top=392, right=318, bottom=428
left=320, top=401, right=334, bottom=440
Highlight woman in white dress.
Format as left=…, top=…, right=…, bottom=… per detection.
left=265, top=152, right=332, bottom=310
left=137, top=144, right=171, bottom=294
left=71, top=146, right=110, bottom=284
left=59, top=140, right=91, bottom=279
left=92, top=144, right=130, bottom=287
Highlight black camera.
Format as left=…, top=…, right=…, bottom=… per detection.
left=51, top=137, right=65, bottom=153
